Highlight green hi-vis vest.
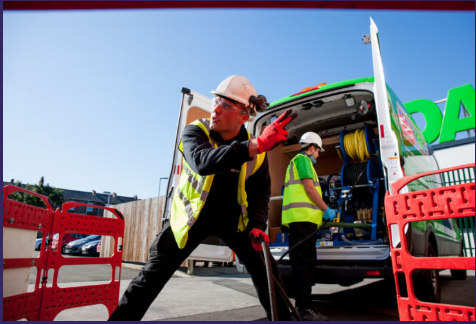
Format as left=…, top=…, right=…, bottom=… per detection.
left=282, top=153, right=324, bottom=227
left=170, top=118, right=266, bottom=249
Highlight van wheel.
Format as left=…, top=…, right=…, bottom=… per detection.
left=61, top=246, right=66, bottom=254
left=450, top=269, right=467, bottom=280
left=414, top=242, right=440, bottom=303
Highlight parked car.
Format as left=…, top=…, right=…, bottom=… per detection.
left=35, top=236, right=50, bottom=251
left=51, top=233, right=89, bottom=253
left=81, top=240, right=101, bottom=256
left=64, top=235, right=101, bottom=255
left=35, top=234, right=54, bottom=251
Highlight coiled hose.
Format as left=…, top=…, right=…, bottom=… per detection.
left=342, top=129, right=371, bottom=162
left=342, top=162, right=368, bottom=186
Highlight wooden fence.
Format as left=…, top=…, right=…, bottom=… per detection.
left=101, top=196, right=165, bottom=263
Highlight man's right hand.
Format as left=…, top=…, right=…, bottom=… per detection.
left=323, top=208, right=337, bottom=221
left=256, top=109, right=297, bottom=153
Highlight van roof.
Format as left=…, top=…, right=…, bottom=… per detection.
left=268, top=76, right=375, bottom=109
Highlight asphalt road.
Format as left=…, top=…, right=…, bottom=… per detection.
left=28, top=252, right=474, bottom=321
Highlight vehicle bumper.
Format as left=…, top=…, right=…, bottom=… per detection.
left=81, top=248, right=97, bottom=255
left=65, top=247, right=82, bottom=254
left=277, top=262, right=394, bottom=284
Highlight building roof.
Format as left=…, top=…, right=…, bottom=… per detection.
left=60, top=188, right=136, bottom=205
left=3, top=181, right=137, bottom=205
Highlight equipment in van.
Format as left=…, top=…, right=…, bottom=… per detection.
left=334, top=125, right=384, bottom=242
left=283, top=125, right=383, bottom=254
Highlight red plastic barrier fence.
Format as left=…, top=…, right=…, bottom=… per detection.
left=385, top=163, right=475, bottom=321
left=3, top=185, right=125, bottom=321
left=3, top=185, right=55, bottom=321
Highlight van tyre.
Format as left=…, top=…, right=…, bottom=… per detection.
left=450, top=269, right=467, bottom=280
left=414, top=242, right=440, bottom=303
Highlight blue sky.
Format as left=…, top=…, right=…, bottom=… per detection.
left=3, top=8, right=475, bottom=199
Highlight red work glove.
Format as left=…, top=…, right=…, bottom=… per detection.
left=249, top=229, right=269, bottom=251
left=256, top=109, right=298, bottom=153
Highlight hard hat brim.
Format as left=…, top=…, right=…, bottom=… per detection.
left=300, top=142, right=325, bottom=152
left=210, top=91, right=249, bottom=107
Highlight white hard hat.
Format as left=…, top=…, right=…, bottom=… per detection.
left=211, top=75, right=257, bottom=106
left=299, top=132, right=325, bottom=152
left=212, top=75, right=270, bottom=116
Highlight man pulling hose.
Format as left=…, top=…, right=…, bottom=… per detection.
left=109, top=75, right=297, bottom=321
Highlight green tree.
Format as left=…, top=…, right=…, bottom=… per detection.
left=7, top=177, right=64, bottom=209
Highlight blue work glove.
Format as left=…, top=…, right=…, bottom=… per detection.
left=323, top=208, right=337, bottom=221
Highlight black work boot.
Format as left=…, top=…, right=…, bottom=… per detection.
left=294, top=307, right=329, bottom=321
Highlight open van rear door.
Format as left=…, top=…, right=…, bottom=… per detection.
left=162, top=88, right=234, bottom=264
left=369, top=18, right=404, bottom=195
left=162, top=88, right=212, bottom=225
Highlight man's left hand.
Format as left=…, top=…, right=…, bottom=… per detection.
left=249, top=229, right=269, bottom=251
left=323, top=208, right=337, bottom=221
left=256, top=109, right=298, bottom=153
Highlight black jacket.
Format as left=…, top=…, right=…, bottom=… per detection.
left=181, top=123, right=270, bottom=232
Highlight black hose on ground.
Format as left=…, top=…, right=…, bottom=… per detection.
left=261, top=240, right=278, bottom=321
left=259, top=240, right=301, bottom=321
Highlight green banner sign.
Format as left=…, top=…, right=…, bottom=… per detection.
left=405, top=84, right=475, bottom=144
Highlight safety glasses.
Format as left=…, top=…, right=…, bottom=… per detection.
left=212, top=97, right=248, bottom=115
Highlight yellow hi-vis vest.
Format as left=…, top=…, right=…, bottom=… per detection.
left=282, top=153, right=324, bottom=227
left=170, top=118, right=266, bottom=249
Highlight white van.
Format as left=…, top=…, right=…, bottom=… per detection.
left=163, top=18, right=465, bottom=301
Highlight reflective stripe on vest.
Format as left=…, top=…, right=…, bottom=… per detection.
left=171, top=118, right=266, bottom=249
left=282, top=154, right=323, bottom=227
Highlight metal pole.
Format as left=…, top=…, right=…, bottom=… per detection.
left=103, top=191, right=111, bottom=207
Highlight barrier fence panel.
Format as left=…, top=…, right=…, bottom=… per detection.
left=39, top=201, right=125, bottom=320
left=385, top=163, right=475, bottom=321
left=442, top=166, right=476, bottom=257
left=3, top=185, right=125, bottom=321
left=3, top=185, right=55, bottom=321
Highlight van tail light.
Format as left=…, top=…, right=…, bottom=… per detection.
left=367, top=271, right=380, bottom=276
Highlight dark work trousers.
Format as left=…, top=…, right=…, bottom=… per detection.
left=289, top=221, right=318, bottom=309
left=108, top=218, right=291, bottom=321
